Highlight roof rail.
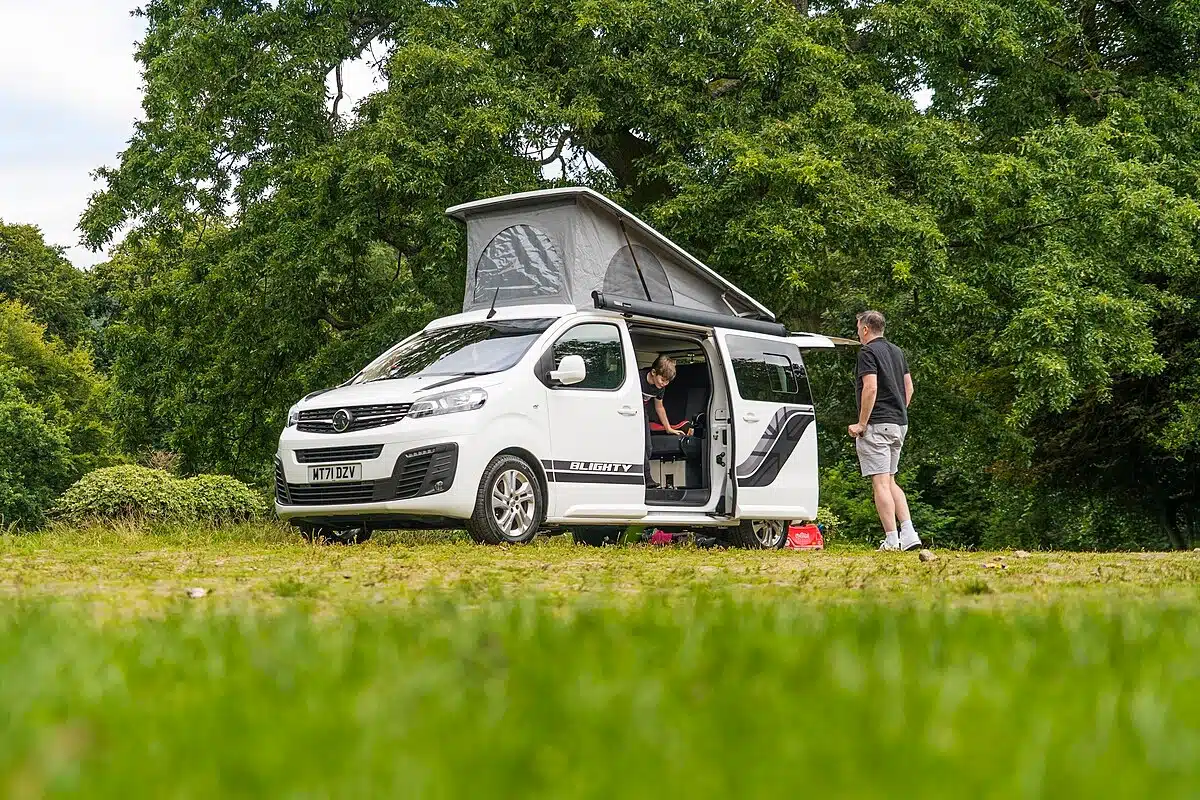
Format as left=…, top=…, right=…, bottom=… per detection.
left=592, top=292, right=787, bottom=337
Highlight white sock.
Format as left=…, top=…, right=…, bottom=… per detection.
left=885, top=530, right=899, bottom=546
left=901, top=520, right=917, bottom=536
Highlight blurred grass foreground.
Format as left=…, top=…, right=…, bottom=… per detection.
left=2, top=524, right=1199, bottom=797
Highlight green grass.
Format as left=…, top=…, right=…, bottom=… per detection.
left=3, top=523, right=1200, bottom=796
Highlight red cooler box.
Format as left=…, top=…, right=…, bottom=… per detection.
left=786, top=523, right=824, bottom=551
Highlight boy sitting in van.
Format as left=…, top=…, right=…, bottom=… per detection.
left=642, top=355, right=685, bottom=488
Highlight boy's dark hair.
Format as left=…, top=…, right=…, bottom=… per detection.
left=650, top=355, right=677, bottom=381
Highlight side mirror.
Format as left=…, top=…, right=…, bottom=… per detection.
left=549, top=354, right=587, bottom=386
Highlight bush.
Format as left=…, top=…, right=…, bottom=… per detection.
left=184, top=474, right=267, bottom=522
left=53, top=465, right=265, bottom=525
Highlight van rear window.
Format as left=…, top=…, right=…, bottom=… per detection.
left=726, top=335, right=813, bottom=406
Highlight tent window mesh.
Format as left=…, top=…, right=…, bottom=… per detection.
left=473, top=225, right=566, bottom=304
left=603, top=245, right=673, bottom=304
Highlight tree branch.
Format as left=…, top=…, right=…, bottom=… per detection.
left=539, top=131, right=571, bottom=165
left=331, top=62, right=345, bottom=122
left=947, top=216, right=1077, bottom=249
left=320, top=310, right=361, bottom=332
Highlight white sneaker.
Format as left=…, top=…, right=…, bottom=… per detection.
left=878, top=539, right=900, bottom=551
left=899, top=529, right=922, bottom=552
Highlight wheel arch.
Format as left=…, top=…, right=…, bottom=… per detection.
left=493, top=446, right=550, bottom=513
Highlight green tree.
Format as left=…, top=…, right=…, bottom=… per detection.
left=0, top=221, right=92, bottom=345
left=0, top=302, right=113, bottom=527
left=81, top=0, right=1200, bottom=546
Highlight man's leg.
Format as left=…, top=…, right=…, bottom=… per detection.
left=892, top=476, right=922, bottom=550
left=857, top=426, right=898, bottom=548
left=889, top=426, right=921, bottom=550
left=871, top=473, right=897, bottom=535
left=890, top=476, right=911, bottom=527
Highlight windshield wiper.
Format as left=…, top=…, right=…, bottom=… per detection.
left=420, top=371, right=498, bottom=390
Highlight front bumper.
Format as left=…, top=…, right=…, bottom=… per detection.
left=275, top=442, right=458, bottom=507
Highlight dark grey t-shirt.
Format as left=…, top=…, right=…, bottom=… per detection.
left=856, top=338, right=909, bottom=426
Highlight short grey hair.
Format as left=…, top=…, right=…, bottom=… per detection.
left=857, top=310, right=886, bottom=334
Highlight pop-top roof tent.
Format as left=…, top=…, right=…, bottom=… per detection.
left=445, top=187, right=774, bottom=321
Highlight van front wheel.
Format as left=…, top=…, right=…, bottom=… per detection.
left=467, top=455, right=544, bottom=545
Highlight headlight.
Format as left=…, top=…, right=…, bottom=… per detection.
left=408, top=387, right=488, bottom=419
left=286, top=406, right=300, bottom=427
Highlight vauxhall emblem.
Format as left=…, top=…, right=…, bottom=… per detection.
left=332, top=408, right=354, bottom=433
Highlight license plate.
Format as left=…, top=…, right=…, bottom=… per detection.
left=308, top=463, right=361, bottom=483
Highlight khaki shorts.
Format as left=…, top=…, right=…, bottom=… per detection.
left=856, top=423, right=908, bottom=476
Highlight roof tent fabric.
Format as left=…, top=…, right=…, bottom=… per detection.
left=603, top=245, right=673, bottom=304
left=446, top=187, right=772, bottom=319
left=473, top=224, right=567, bottom=305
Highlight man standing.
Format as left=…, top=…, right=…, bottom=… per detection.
left=848, top=311, right=922, bottom=552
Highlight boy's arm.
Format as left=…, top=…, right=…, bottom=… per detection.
left=654, top=398, right=683, bottom=435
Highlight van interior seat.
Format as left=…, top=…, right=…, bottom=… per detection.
left=650, top=361, right=709, bottom=460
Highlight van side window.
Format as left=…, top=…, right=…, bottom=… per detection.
left=726, top=335, right=813, bottom=405
left=544, top=323, right=626, bottom=390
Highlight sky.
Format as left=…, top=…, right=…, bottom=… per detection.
left=0, top=1, right=379, bottom=270
left=0, top=2, right=148, bottom=269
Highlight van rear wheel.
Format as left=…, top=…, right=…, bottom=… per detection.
left=466, top=455, right=544, bottom=545
left=727, top=520, right=788, bottom=549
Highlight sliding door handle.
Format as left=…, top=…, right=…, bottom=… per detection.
left=618, top=406, right=638, bottom=417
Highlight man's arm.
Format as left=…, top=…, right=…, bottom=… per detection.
left=857, top=374, right=878, bottom=429
left=904, top=373, right=914, bottom=407
left=654, top=398, right=683, bottom=435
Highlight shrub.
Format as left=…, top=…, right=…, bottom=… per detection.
left=53, top=465, right=265, bottom=525
left=184, top=474, right=267, bottom=522
left=53, top=466, right=194, bottom=521
left=815, top=506, right=843, bottom=542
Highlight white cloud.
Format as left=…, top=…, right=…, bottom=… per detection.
left=0, top=1, right=145, bottom=268
left=0, top=3, right=387, bottom=269
left=0, top=1, right=145, bottom=125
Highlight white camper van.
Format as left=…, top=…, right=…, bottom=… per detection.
left=275, top=188, right=836, bottom=548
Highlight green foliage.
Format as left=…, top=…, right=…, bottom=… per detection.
left=53, top=465, right=265, bottom=525
left=78, top=0, right=1200, bottom=547
left=184, top=473, right=268, bottom=522
left=0, top=221, right=92, bottom=345
left=0, top=302, right=113, bottom=528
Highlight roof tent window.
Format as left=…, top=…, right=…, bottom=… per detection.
left=473, top=225, right=566, bottom=304
left=603, top=245, right=673, bottom=304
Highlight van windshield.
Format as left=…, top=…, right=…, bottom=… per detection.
left=354, top=319, right=555, bottom=384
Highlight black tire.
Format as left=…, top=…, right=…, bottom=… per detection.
left=571, top=526, right=625, bottom=547
left=295, top=522, right=373, bottom=545
left=726, top=519, right=788, bottom=550
left=466, top=454, right=545, bottom=545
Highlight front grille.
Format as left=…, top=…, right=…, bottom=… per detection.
left=295, top=444, right=384, bottom=463
left=284, top=482, right=377, bottom=505
left=297, top=403, right=412, bottom=434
